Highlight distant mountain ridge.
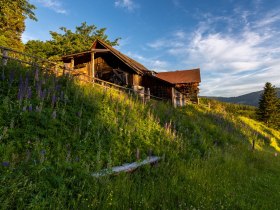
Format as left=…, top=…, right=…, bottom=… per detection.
left=206, top=88, right=280, bottom=107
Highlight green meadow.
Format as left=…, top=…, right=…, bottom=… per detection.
left=1, top=62, right=280, bottom=209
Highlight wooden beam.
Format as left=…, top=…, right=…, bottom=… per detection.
left=70, top=57, right=74, bottom=69
left=91, top=52, right=95, bottom=79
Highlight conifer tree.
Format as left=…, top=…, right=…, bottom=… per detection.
left=257, top=82, right=279, bottom=128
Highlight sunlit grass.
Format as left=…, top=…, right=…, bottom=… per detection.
left=1, top=62, right=280, bottom=209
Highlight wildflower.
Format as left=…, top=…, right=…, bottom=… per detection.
left=27, top=87, right=32, bottom=99
left=2, top=161, right=10, bottom=167
left=52, top=110, right=57, bottom=119
left=28, top=104, right=33, bottom=112
left=40, top=89, right=46, bottom=100
left=51, top=94, right=56, bottom=107
left=34, top=67, right=39, bottom=81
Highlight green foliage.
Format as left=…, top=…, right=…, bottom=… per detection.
left=0, top=0, right=36, bottom=51
left=257, top=82, right=280, bottom=129
left=25, top=22, right=121, bottom=59
left=1, top=62, right=280, bottom=209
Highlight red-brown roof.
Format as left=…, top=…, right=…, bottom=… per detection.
left=156, top=69, right=201, bottom=84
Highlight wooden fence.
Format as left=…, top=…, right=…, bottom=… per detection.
left=0, top=46, right=167, bottom=103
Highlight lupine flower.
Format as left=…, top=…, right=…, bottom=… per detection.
left=36, top=81, right=42, bottom=98
left=2, top=161, right=10, bottom=167
left=28, top=104, right=33, bottom=112
left=24, top=74, right=29, bottom=91
left=51, top=94, right=56, bottom=107
left=52, top=110, right=57, bottom=119
left=40, top=89, right=46, bottom=100
left=34, top=67, right=39, bottom=81
left=27, top=87, right=32, bottom=99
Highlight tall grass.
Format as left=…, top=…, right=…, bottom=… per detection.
left=1, top=62, right=280, bottom=209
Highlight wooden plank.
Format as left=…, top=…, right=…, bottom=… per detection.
left=92, top=156, right=161, bottom=177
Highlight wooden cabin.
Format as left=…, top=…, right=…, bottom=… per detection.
left=156, top=69, right=201, bottom=105
left=61, top=39, right=149, bottom=88
left=61, top=39, right=201, bottom=106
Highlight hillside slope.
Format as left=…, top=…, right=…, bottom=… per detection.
left=1, top=62, right=280, bottom=209
left=207, top=88, right=280, bottom=106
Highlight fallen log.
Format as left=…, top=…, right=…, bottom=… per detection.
left=92, top=156, right=161, bottom=177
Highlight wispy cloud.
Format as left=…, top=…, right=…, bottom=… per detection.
left=115, top=0, right=138, bottom=11
left=35, top=0, right=67, bottom=14
left=126, top=51, right=169, bottom=71
left=147, top=7, right=280, bottom=96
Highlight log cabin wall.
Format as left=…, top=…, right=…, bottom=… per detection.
left=142, top=75, right=173, bottom=99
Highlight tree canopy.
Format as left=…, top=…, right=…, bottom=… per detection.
left=0, top=0, right=37, bottom=51
left=25, top=22, right=121, bottom=60
left=257, top=82, right=280, bottom=129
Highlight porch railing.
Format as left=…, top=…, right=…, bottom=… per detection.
left=0, top=46, right=168, bottom=103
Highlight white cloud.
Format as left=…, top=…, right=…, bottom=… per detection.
left=126, top=51, right=169, bottom=71
left=115, top=0, right=138, bottom=11
left=35, top=0, right=67, bottom=14
left=147, top=8, right=280, bottom=96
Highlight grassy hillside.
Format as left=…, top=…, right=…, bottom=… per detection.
left=206, top=88, right=280, bottom=106
left=1, top=62, right=280, bottom=209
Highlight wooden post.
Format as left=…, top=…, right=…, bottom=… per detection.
left=171, top=87, right=176, bottom=108
left=2, top=49, right=8, bottom=66
left=146, top=88, right=150, bottom=101
left=70, top=57, right=74, bottom=69
left=91, top=52, right=95, bottom=80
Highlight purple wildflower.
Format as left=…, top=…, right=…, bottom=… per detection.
left=28, top=104, right=33, bottom=112
left=51, top=94, right=56, bottom=107
left=36, top=81, right=42, bottom=98
left=34, top=67, right=39, bottom=81
left=40, top=89, right=46, bottom=101
left=27, top=87, right=32, bottom=99
left=2, top=161, right=10, bottom=167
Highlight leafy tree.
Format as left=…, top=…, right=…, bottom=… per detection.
left=257, top=82, right=280, bottom=128
left=0, top=0, right=36, bottom=51
left=25, top=22, right=120, bottom=60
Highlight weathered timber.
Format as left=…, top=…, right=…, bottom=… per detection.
left=91, top=156, right=161, bottom=177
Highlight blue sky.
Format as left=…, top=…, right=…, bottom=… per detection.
left=23, top=0, right=280, bottom=97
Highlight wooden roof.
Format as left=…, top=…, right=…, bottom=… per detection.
left=156, top=69, right=201, bottom=84
left=91, top=39, right=149, bottom=75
